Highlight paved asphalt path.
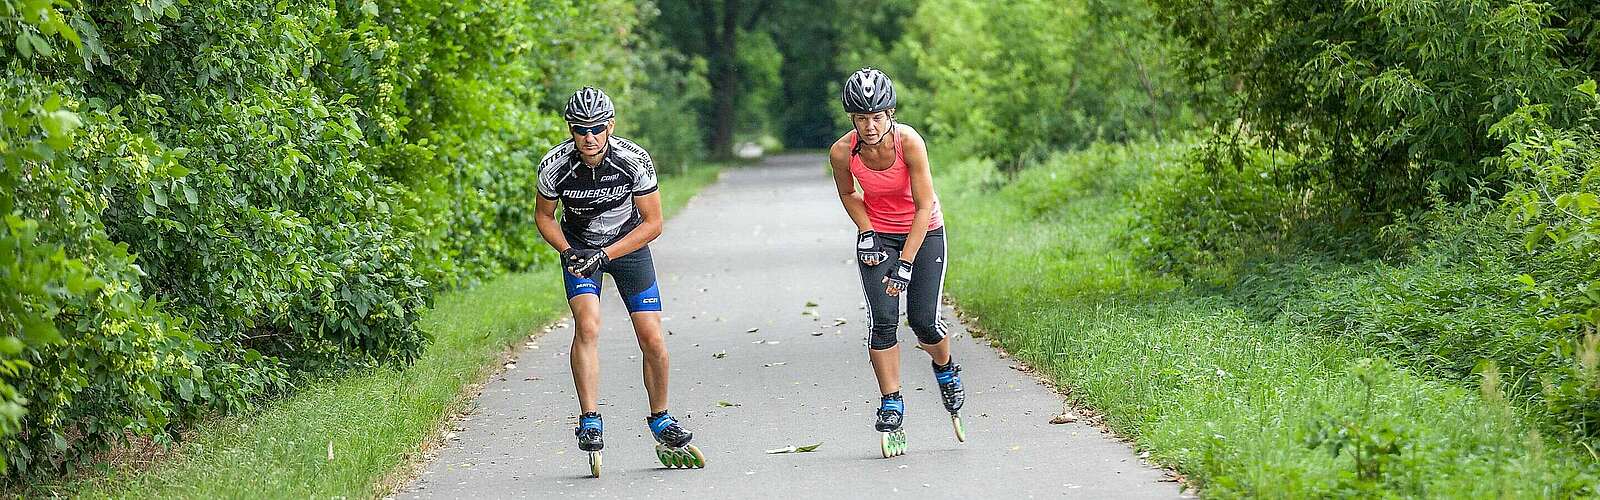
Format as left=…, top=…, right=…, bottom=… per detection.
left=399, top=153, right=1185, bottom=499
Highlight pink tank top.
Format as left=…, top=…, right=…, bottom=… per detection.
left=848, top=131, right=943, bottom=234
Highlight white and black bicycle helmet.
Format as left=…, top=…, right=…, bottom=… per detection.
left=841, top=68, right=897, bottom=114
left=565, top=86, right=616, bottom=126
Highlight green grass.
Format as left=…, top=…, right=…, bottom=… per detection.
left=936, top=143, right=1597, bottom=498
left=37, top=164, right=722, bottom=499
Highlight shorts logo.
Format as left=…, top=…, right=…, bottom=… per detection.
left=642, top=297, right=659, bottom=304
left=575, top=283, right=597, bottom=290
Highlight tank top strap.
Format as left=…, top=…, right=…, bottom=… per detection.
left=893, top=126, right=905, bottom=163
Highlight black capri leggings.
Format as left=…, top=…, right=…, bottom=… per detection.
left=859, top=228, right=947, bottom=350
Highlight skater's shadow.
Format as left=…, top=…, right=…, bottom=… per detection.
left=853, top=446, right=965, bottom=462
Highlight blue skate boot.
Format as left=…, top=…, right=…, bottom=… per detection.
left=574, top=412, right=603, bottom=477
left=647, top=410, right=705, bottom=469
left=934, top=359, right=967, bottom=442
left=876, top=392, right=907, bottom=457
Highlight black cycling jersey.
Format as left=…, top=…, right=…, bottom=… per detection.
left=537, top=136, right=658, bottom=247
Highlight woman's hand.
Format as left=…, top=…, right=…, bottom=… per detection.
left=857, top=230, right=888, bottom=266
left=883, top=259, right=912, bottom=296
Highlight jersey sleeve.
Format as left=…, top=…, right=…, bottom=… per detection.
left=536, top=145, right=566, bottom=200
left=623, top=141, right=658, bottom=196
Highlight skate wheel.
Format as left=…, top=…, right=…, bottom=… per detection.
left=655, top=444, right=674, bottom=467
left=685, top=444, right=706, bottom=468
left=656, top=444, right=706, bottom=469
left=588, top=451, right=602, bottom=478
left=952, top=414, right=966, bottom=443
left=880, top=429, right=907, bottom=458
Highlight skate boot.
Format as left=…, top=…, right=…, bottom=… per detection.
left=876, top=392, right=907, bottom=457
left=647, top=411, right=705, bottom=469
left=574, top=412, right=603, bottom=477
left=934, top=359, right=967, bottom=442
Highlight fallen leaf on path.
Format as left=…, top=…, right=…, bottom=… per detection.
left=746, top=327, right=760, bottom=333
left=713, top=351, right=727, bottom=359
left=765, top=442, right=823, bottom=454
left=763, top=362, right=787, bottom=367
left=1049, top=413, right=1078, bottom=424
left=831, top=318, right=848, bottom=326
left=811, top=331, right=824, bottom=336
left=804, top=301, right=819, bottom=307
left=718, top=401, right=741, bottom=407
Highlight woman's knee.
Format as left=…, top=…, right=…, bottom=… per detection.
left=909, top=320, right=946, bottom=345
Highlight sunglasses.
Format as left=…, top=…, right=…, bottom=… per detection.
left=570, top=123, right=607, bottom=136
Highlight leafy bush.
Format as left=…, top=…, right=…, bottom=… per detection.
left=1150, top=0, right=1597, bottom=214
left=1129, top=140, right=1323, bottom=286
left=884, top=0, right=1199, bottom=170
left=1213, top=84, right=1600, bottom=442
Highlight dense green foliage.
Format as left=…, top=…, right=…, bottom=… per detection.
left=1151, top=0, right=1598, bottom=212
left=1, top=0, right=699, bottom=478
left=1123, top=0, right=1600, bottom=444
left=880, top=0, right=1198, bottom=169
left=939, top=143, right=1594, bottom=497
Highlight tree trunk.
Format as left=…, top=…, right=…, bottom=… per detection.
left=708, top=0, right=740, bottom=159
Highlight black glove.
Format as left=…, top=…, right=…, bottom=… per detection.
left=857, top=230, right=888, bottom=266
left=883, top=259, right=912, bottom=295
left=565, top=248, right=609, bottom=278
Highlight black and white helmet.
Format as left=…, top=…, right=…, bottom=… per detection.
left=841, top=68, right=896, bottom=114
left=565, top=86, right=615, bottom=126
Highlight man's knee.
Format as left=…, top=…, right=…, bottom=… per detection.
left=574, top=315, right=602, bottom=343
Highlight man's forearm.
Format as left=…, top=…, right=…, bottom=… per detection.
left=602, top=221, right=660, bottom=258
left=536, top=214, right=571, bottom=252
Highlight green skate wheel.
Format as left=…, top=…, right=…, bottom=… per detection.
left=952, top=414, right=967, bottom=443
left=880, top=429, right=907, bottom=458
left=685, top=444, right=706, bottom=468
left=656, top=445, right=671, bottom=467
left=588, top=451, right=602, bottom=478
